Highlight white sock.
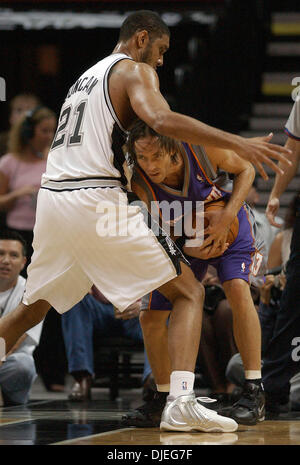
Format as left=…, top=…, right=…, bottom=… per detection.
left=156, top=384, right=170, bottom=392
left=245, top=370, right=261, bottom=380
left=169, top=371, right=195, bottom=398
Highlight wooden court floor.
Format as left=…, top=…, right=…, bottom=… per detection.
left=1, top=397, right=300, bottom=447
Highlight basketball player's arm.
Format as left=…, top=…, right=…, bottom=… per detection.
left=199, top=146, right=255, bottom=255
left=124, top=62, right=292, bottom=180
left=6, top=333, right=27, bottom=357
left=266, top=137, right=300, bottom=227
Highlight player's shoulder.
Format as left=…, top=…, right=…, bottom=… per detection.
left=113, top=59, right=156, bottom=80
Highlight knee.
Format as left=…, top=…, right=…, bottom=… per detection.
left=139, top=310, right=168, bottom=335
left=224, top=279, right=247, bottom=294
left=172, top=280, right=205, bottom=308
left=4, top=354, right=36, bottom=385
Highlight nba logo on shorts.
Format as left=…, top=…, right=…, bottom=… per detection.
left=241, top=262, right=246, bottom=273
left=182, top=381, right=188, bottom=390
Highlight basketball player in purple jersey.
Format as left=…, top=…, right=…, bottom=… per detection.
left=123, top=120, right=266, bottom=426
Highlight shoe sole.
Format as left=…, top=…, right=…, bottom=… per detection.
left=160, top=421, right=238, bottom=433
left=230, top=415, right=265, bottom=426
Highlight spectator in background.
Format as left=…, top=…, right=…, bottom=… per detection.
left=0, top=93, right=41, bottom=158
left=0, top=93, right=41, bottom=231
left=0, top=106, right=56, bottom=274
left=62, top=286, right=151, bottom=402
left=0, top=230, right=43, bottom=406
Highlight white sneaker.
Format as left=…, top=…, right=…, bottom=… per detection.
left=160, top=392, right=238, bottom=432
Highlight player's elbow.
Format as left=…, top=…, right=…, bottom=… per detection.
left=150, top=110, right=172, bottom=135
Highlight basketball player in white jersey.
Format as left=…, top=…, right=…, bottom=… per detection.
left=0, top=11, right=291, bottom=432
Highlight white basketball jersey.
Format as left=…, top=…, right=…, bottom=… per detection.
left=41, top=53, right=132, bottom=189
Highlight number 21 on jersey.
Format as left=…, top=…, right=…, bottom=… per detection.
left=51, top=100, right=87, bottom=150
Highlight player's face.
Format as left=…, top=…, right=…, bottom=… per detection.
left=0, top=240, right=26, bottom=284
left=141, top=34, right=169, bottom=69
left=134, top=136, right=172, bottom=183
left=31, top=117, right=56, bottom=152
left=9, top=97, right=38, bottom=126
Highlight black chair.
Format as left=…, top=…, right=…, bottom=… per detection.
left=93, top=337, right=144, bottom=400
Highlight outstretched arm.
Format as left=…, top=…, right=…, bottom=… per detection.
left=266, top=136, right=300, bottom=227
left=124, top=62, right=291, bottom=180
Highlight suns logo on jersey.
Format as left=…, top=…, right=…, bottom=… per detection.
left=205, top=186, right=223, bottom=203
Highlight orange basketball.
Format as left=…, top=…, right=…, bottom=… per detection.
left=204, top=199, right=239, bottom=246
left=187, top=199, right=239, bottom=246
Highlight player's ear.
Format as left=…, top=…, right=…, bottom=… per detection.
left=136, top=30, right=149, bottom=49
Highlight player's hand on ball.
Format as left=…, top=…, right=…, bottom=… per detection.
left=200, top=208, right=233, bottom=256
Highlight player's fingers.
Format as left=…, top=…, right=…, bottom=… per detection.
left=207, top=236, right=226, bottom=256
left=262, top=144, right=292, bottom=166
left=262, top=132, right=273, bottom=142
left=198, top=235, right=214, bottom=249
left=266, top=208, right=282, bottom=227
left=254, top=160, right=268, bottom=181
left=259, top=154, right=285, bottom=176
left=267, top=216, right=282, bottom=228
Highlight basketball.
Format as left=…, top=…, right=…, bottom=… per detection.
left=204, top=199, right=239, bottom=246
left=187, top=199, right=239, bottom=247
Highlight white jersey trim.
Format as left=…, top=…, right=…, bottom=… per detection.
left=103, top=54, right=133, bottom=134
left=42, top=178, right=122, bottom=191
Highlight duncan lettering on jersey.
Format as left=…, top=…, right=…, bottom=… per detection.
left=66, top=75, right=98, bottom=99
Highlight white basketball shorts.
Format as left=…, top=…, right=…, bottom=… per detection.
left=23, top=186, right=185, bottom=313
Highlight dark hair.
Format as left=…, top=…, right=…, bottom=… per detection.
left=127, top=119, right=180, bottom=164
left=0, top=230, right=27, bottom=256
left=8, top=106, right=56, bottom=155
left=119, top=10, right=170, bottom=42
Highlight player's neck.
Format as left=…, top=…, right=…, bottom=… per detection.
left=112, top=42, right=135, bottom=60
left=162, top=152, right=184, bottom=189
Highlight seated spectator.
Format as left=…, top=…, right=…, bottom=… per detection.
left=0, top=93, right=41, bottom=231
left=61, top=286, right=151, bottom=401
left=0, top=92, right=41, bottom=158
left=0, top=230, right=43, bottom=406
left=0, top=106, right=56, bottom=274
